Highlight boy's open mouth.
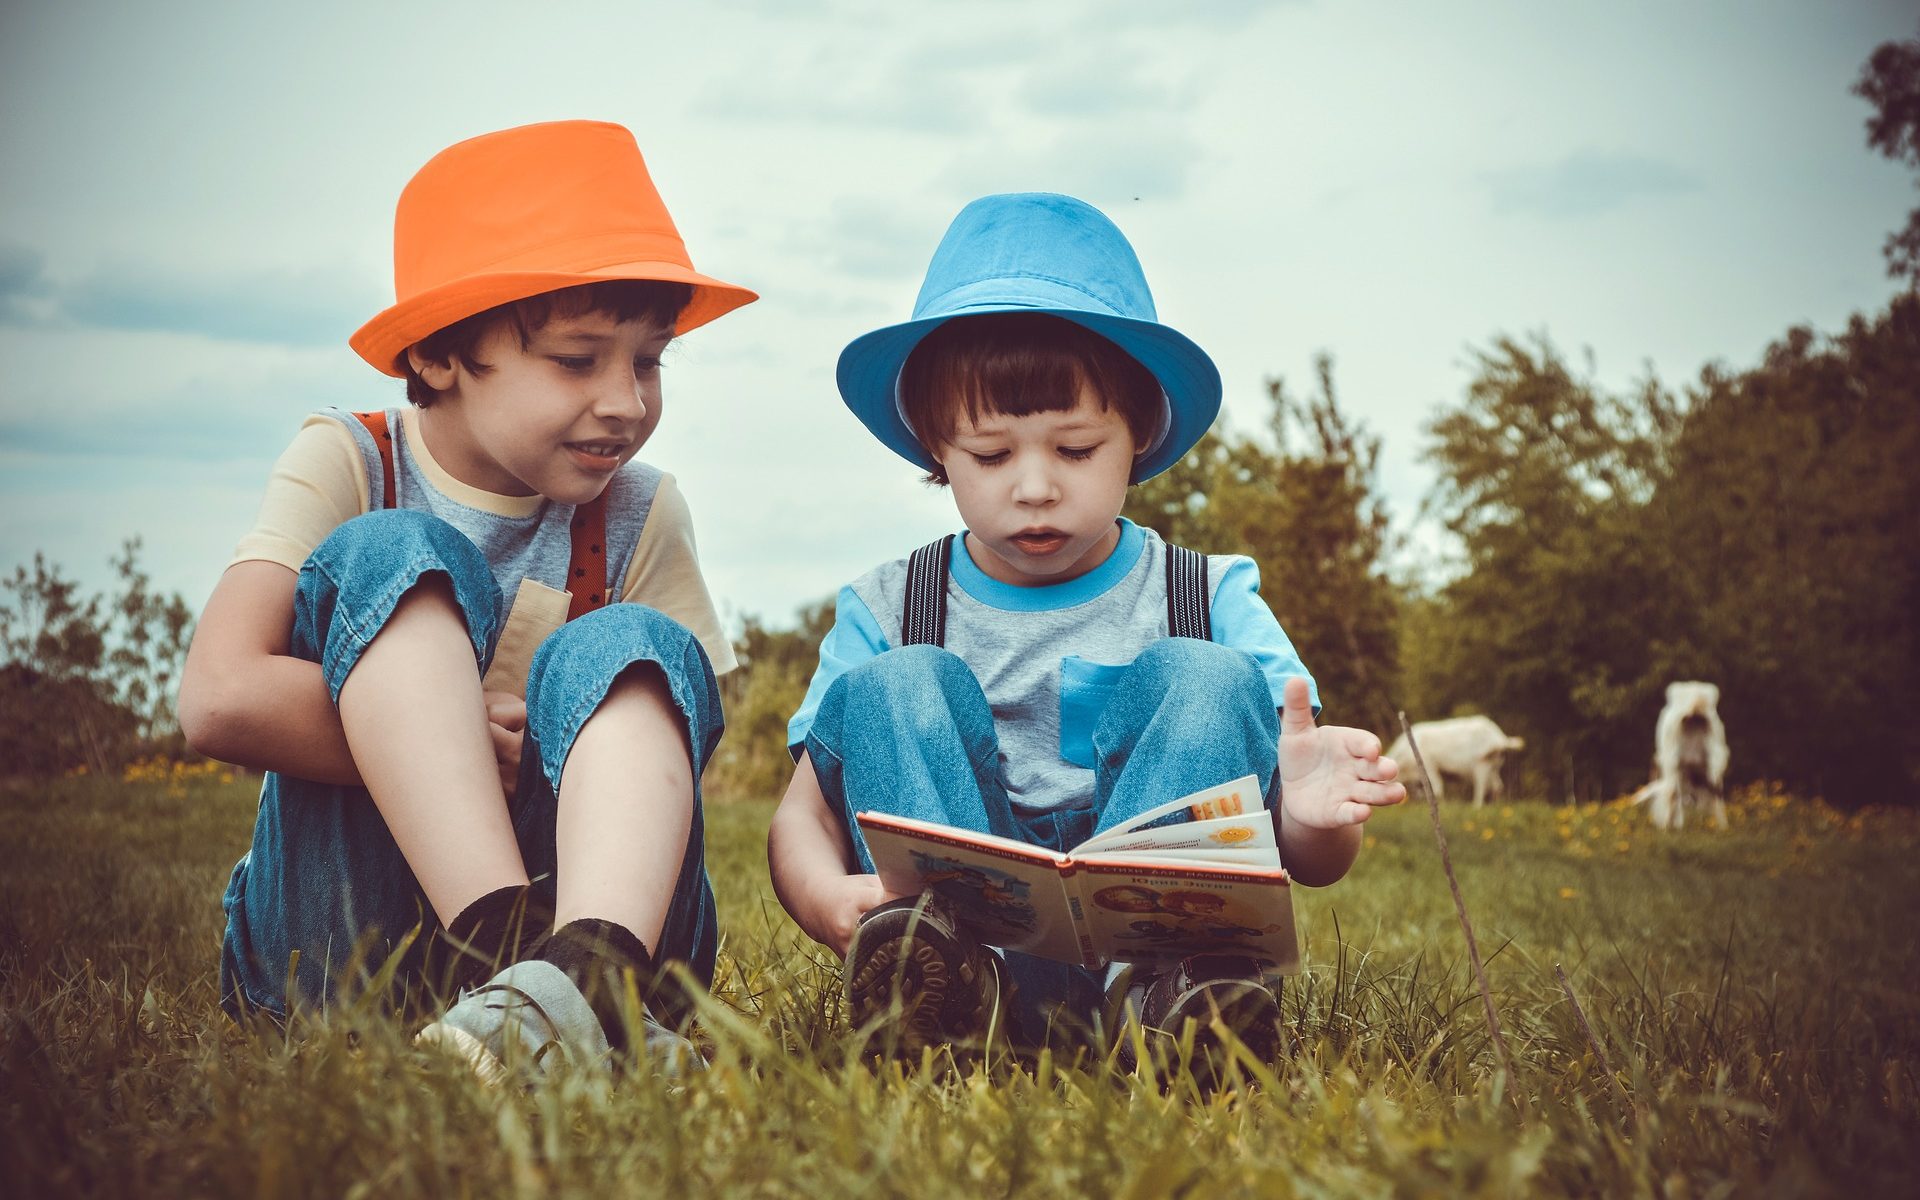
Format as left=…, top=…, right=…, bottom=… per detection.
left=1010, top=529, right=1069, bottom=556
left=565, top=440, right=628, bottom=471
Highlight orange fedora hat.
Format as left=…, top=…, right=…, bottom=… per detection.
left=350, top=120, right=757, bottom=376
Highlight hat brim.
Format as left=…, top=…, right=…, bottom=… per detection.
left=836, top=306, right=1222, bottom=484
left=350, top=261, right=758, bottom=377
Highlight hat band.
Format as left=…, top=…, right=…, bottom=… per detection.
left=398, top=228, right=694, bottom=298
left=914, top=274, right=1150, bottom=323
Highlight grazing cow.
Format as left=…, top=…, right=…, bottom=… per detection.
left=1386, top=715, right=1526, bottom=808
left=1631, top=681, right=1729, bottom=830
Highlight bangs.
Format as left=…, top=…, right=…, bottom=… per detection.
left=503, top=279, right=695, bottom=342
left=899, top=314, right=1163, bottom=474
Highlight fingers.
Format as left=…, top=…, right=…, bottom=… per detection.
left=1355, top=753, right=1400, bottom=783
left=484, top=691, right=528, bottom=732
left=1336, top=783, right=1407, bottom=825
left=1366, top=780, right=1407, bottom=807
left=831, top=875, right=896, bottom=957
left=1334, top=725, right=1382, bottom=760
left=1279, top=676, right=1317, bottom=737
left=1332, top=780, right=1406, bottom=815
left=489, top=722, right=523, bottom=797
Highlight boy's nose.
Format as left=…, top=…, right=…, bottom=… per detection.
left=1011, top=460, right=1058, bottom=505
left=594, top=371, right=649, bottom=424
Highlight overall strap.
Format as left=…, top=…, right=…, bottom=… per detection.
left=350, top=411, right=397, bottom=509
left=564, top=494, right=610, bottom=622
left=901, top=534, right=955, bottom=647
left=1164, top=542, right=1211, bottom=639
left=348, top=409, right=609, bottom=623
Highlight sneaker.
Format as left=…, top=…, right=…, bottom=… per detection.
left=843, top=893, right=1005, bottom=1053
left=417, top=960, right=703, bottom=1084
left=1108, top=954, right=1283, bottom=1081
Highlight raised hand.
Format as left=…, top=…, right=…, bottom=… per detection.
left=1277, top=676, right=1406, bottom=828
left=483, top=689, right=527, bottom=801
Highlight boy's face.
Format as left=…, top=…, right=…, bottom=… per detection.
left=410, top=311, right=672, bottom=502
left=937, top=384, right=1138, bottom=587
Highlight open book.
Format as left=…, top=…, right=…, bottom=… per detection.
left=857, top=775, right=1298, bottom=971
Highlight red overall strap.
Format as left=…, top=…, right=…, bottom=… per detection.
left=565, top=492, right=610, bottom=621
left=350, top=411, right=398, bottom=510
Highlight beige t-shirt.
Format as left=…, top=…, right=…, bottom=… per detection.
left=232, top=407, right=737, bottom=694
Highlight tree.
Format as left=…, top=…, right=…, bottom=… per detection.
left=1855, top=30, right=1920, bottom=284
left=1655, top=298, right=1920, bottom=803
left=1126, top=356, right=1402, bottom=734
left=1411, top=306, right=1920, bottom=807
left=0, top=541, right=194, bottom=777
left=1411, top=335, right=1685, bottom=801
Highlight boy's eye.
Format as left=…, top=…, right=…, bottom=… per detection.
left=633, top=355, right=663, bottom=373
left=1059, top=445, right=1099, bottom=461
left=969, top=451, right=1009, bottom=467
left=551, top=355, right=595, bottom=372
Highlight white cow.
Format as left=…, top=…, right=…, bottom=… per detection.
left=1386, top=715, right=1526, bottom=808
left=1631, top=681, right=1729, bottom=830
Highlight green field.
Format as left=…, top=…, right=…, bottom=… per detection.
left=3, top=771, right=1916, bottom=1197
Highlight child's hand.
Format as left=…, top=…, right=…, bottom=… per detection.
left=1278, top=676, right=1406, bottom=829
left=483, top=690, right=526, bottom=800
left=805, top=873, right=900, bottom=958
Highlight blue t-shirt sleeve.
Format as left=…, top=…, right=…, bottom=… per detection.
left=1210, top=557, right=1321, bottom=717
left=787, top=585, right=891, bottom=758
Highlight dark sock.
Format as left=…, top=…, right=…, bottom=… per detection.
left=425, top=884, right=554, bottom=1000
left=537, top=918, right=658, bottom=1053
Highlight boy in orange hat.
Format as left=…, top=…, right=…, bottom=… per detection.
left=178, top=121, right=756, bottom=1078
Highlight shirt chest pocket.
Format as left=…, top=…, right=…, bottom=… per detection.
left=1058, top=655, right=1135, bottom=769
left=481, top=578, right=571, bottom=697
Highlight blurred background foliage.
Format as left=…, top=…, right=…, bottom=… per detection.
left=704, top=288, right=1917, bottom=809
left=6, top=35, right=1915, bottom=807
left=704, top=34, right=1920, bottom=809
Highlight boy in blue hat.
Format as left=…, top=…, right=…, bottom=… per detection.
left=767, top=193, right=1406, bottom=1058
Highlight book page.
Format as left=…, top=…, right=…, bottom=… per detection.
left=1072, top=858, right=1299, bottom=971
left=1074, top=810, right=1277, bottom=859
left=1073, top=775, right=1265, bottom=852
left=1103, top=845, right=1279, bottom=865
left=857, top=813, right=1088, bottom=963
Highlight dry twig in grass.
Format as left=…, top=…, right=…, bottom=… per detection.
left=1397, top=710, right=1517, bottom=1093
left=1554, top=961, right=1634, bottom=1119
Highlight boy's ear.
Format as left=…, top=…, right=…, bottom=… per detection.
left=406, top=346, right=459, bottom=393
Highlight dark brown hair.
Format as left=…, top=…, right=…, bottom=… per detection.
left=898, top=313, right=1164, bottom=485
left=401, top=279, right=694, bottom=406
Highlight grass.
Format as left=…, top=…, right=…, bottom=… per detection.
left=2, top=769, right=1917, bottom=1197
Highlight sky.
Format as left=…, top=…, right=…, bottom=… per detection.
left=1, top=0, right=1912, bottom=635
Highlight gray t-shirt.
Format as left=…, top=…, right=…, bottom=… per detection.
left=789, top=519, right=1318, bottom=814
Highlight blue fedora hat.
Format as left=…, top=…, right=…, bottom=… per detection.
left=836, top=193, right=1221, bottom=484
